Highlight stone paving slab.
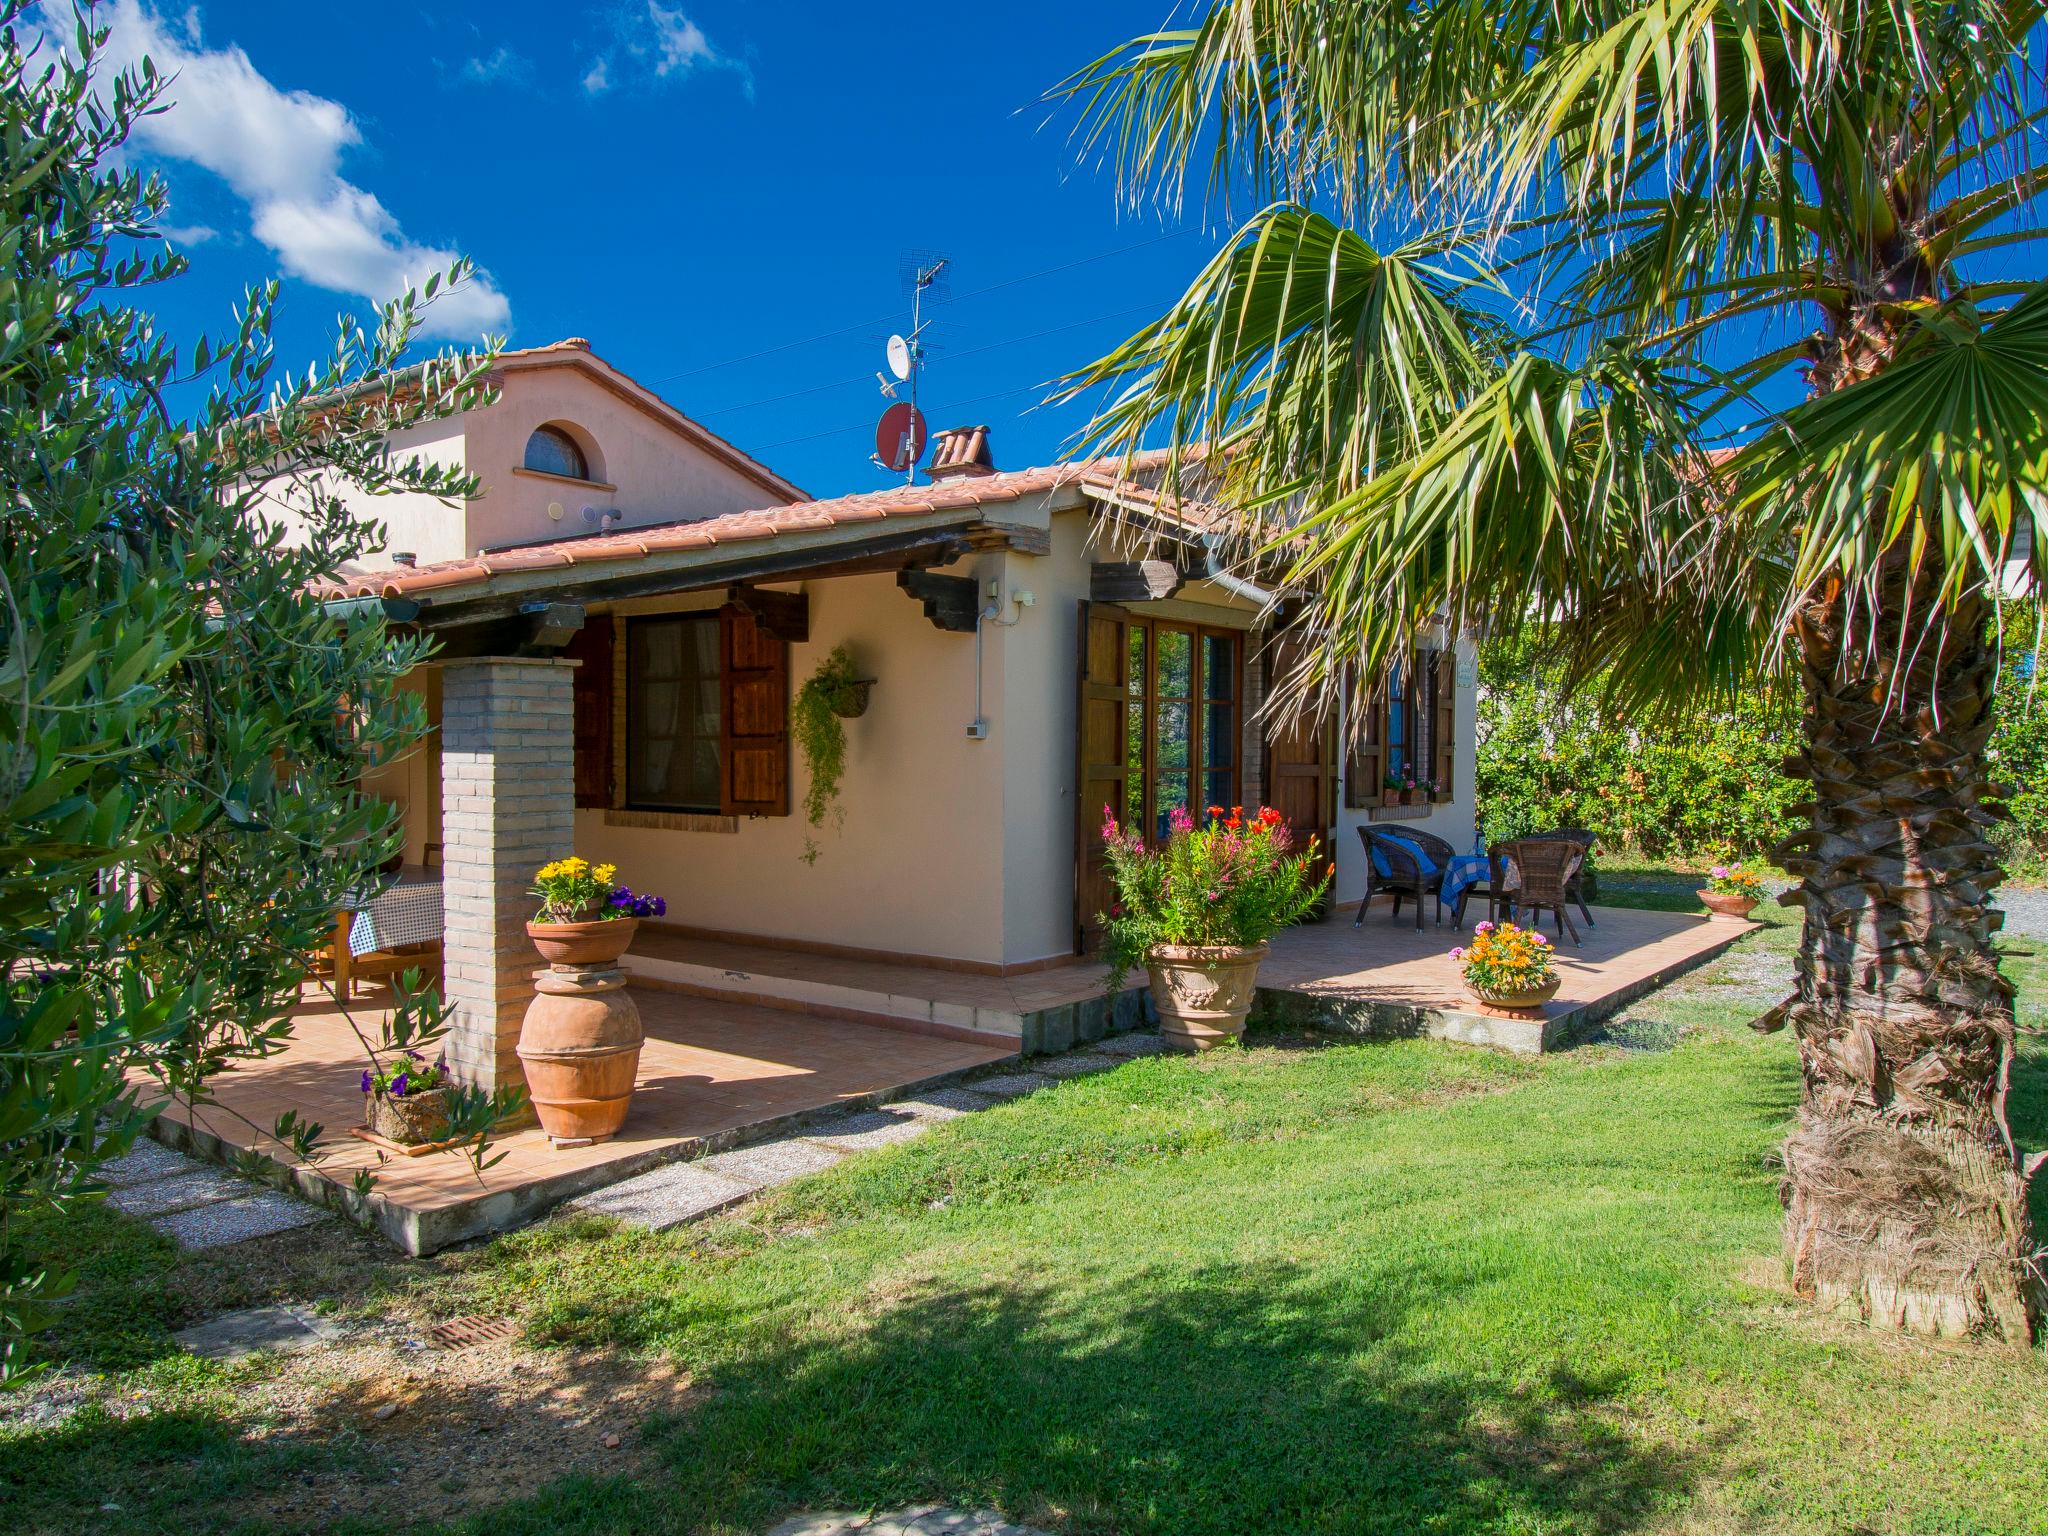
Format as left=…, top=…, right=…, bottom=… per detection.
left=965, top=1071, right=1053, bottom=1100
left=767, top=1507, right=1042, bottom=1536
left=805, top=1106, right=940, bottom=1153
left=97, top=1139, right=208, bottom=1188
left=1089, top=1031, right=1167, bottom=1057
left=173, top=1303, right=344, bottom=1361
left=1033, top=1051, right=1119, bottom=1079
left=567, top=1160, right=753, bottom=1231
left=697, top=1137, right=845, bottom=1190
left=897, top=1087, right=991, bottom=1115
left=151, top=1190, right=329, bottom=1250
left=106, top=1167, right=252, bottom=1218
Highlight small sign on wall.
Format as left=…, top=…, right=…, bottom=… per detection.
left=1455, top=652, right=1478, bottom=688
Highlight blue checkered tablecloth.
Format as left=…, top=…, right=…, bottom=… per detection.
left=347, top=874, right=443, bottom=957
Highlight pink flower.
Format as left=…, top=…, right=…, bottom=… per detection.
left=1532, top=933, right=1550, bottom=947
left=1449, top=947, right=1465, bottom=960
left=1474, top=921, right=1494, bottom=934
left=1710, top=865, right=1729, bottom=879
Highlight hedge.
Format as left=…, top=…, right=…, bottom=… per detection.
left=1474, top=613, right=2048, bottom=867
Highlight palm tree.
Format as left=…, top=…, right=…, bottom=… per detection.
left=1056, top=3, right=2046, bottom=1340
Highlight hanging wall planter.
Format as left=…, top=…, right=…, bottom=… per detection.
left=794, top=645, right=868, bottom=862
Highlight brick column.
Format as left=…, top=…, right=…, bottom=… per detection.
left=438, top=657, right=577, bottom=1094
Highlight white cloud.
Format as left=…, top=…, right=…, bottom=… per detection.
left=582, top=2, right=749, bottom=98
left=458, top=46, right=531, bottom=87
left=160, top=222, right=218, bottom=245
left=61, top=1, right=510, bottom=338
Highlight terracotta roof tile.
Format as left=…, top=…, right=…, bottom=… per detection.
left=313, top=450, right=1170, bottom=604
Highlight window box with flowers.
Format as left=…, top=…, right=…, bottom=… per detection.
left=1098, top=804, right=1332, bottom=1051
left=1454, top=920, right=1560, bottom=1011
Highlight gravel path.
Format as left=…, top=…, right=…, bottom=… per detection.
left=1995, top=886, right=2048, bottom=941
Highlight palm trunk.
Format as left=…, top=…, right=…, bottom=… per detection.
left=1775, top=562, right=2042, bottom=1340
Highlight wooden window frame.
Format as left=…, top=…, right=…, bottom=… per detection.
left=622, top=611, right=724, bottom=815
left=1125, top=617, right=1245, bottom=840
left=1345, top=647, right=1455, bottom=807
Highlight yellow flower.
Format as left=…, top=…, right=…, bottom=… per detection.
left=594, top=863, right=617, bottom=885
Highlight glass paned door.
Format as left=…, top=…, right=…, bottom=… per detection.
left=1152, top=626, right=1194, bottom=838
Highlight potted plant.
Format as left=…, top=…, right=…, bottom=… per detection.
left=1099, top=803, right=1332, bottom=1051
left=1453, top=920, right=1560, bottom=1011
left=1700, top=863, right=1766, bottom=920
left=360, top=1050, right=451, bottom=1147
left=1382, top=771, right=1404, bottom=808
left=1402, top=771, right=1422, bottom=805
left=519, top=858, right=668, bottom=1145
left=793, top=645, right=871, bottom=864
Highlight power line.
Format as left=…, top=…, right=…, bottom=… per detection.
left=640, top=229, right=1192, bottom=389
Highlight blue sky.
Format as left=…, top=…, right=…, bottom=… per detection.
left=83, top=0, right=1217, bottom=498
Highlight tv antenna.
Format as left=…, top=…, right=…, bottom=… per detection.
left=871, top=253, right=949, bottom=482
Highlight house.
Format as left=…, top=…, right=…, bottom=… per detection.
left=306, top=339, right=1480, bottom=1093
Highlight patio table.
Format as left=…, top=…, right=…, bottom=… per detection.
left=347, top=871, right=443, bottom=957
left=1440, top=853, right=1521, bottom=928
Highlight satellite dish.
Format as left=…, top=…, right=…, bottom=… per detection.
left=874, top=401, right=927, bottom=473
left=885, top=333, right=912, bottom=382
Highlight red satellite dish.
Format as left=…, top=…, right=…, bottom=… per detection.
left=875, top=401, right=927, bottom=473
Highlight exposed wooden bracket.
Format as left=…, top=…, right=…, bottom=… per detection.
left=518, top=601, right=586, bottom=653
left=896, top=570, right=981, bottom=633
left=979, top=521, right=1053, bottom=557
left=724, top=585, right=809, bottom=643
left=1090, top=559, right=1186, bottom=603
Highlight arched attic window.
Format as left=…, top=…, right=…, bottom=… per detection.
left=523, top=424, right=592, bottom=481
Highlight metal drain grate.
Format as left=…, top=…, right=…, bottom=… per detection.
left=427, top=1314, right=519, bottom=1351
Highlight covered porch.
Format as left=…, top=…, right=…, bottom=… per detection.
left=152, top=899, right=1752, bottom=1254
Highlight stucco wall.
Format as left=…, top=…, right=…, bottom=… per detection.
left=246, top=418, right=470, bottom=568
left=461, top=365, right=794, bottom=556
left=359, top=668, right=442, bottom=865
left=569, top=553, right=1013, bottom=964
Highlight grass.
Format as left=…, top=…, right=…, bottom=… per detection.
left=4, top=892, right=2045, bottom=1536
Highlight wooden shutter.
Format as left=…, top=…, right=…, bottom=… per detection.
left=1075, top=601, right=1133, bottom=953
left=719, top=603, right=789, bottom=817
left=1431, top=647, right=1457, bottom=798
left=1261, top=632, right=1338, bottom=916
left=1344, top=667, right=1386, bottom=809
left=564, top=615, right=615, bottom=809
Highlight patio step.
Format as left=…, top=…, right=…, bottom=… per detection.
left=624, top=955, right=1025, bottom=1044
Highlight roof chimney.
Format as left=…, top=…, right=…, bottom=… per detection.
left=927, top=425, right=995, bottom=480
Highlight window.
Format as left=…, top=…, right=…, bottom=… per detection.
left=1344, top=648, right=1454, bottom=808
left=626, top=615, right=722, bottom=812
left=523, top=424, right=591, bottom=481
left=1121, top=619, right=1242, bottom=840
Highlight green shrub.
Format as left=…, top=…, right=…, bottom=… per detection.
left=1988, top=603, right=2048, bottom=874
left=1475, top=634, right=1804, bottom=861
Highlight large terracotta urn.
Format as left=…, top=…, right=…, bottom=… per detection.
left=1145, top=941, right=1269, bottom=1052
left=517, top=917, right=642, bottom=1144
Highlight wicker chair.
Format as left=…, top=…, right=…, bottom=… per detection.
left=1500, top=837, right=1586, bottom=946
left=1355, top=825, right=1458, bottom=932
left=1520, top=828, right=1598, bottom=927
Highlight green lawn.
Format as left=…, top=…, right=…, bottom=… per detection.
left=5, top=899, right=2045, bottom=1536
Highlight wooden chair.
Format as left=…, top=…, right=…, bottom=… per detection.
left=1521, top=828, right=1598, bottom=928
left=1501, top=838, right=1586, bottom=946
left=1355, top=826, right=1458, bottom=932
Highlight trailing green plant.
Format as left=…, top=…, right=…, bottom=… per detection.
left=0, top=6, right=524, bottom=1377
left=792, top=646, right=861, bottom=864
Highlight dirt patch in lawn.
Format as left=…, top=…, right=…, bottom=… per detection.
left=211, top=1313, right=699, bottom=1526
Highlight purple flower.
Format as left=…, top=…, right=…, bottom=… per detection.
left=360, top=1069, right=373, bottom=1095
left=610, top=887, right=635, bottom=909
left=390, top=1071, right=409, bottom=1099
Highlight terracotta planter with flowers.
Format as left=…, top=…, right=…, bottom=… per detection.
left=517, top=857, right=668, bottom=1145
left=1099, top=803, right=1333, bottom=1053
left=1700, top=863, right=1766, bottom=922
left=1453, top=920, right=1559, bottom=1014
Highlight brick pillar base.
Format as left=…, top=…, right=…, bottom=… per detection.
left=438, top=657, right=577, bottom=1095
